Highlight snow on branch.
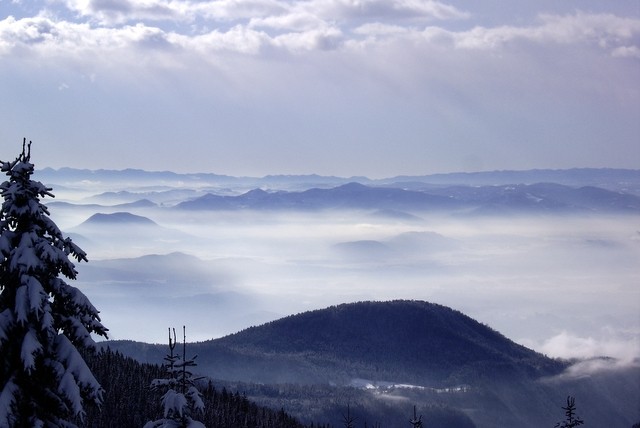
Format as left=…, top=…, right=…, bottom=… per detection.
left=0, top=140, right=107, bottom=425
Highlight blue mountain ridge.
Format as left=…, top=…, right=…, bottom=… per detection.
left=175, top=182, right=640, bottom=213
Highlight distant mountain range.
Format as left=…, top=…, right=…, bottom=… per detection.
left=36, top=167, right=640, bottom=193
left=102, top=301, right=640, bottom=427
left=176, top=182, right=640, bottom=213
left=36, top=167, right=640, bottom=214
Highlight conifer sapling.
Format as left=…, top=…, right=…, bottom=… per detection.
left=144, top=326, right=205, bottom=428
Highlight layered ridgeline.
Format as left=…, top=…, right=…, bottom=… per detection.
left=37, top=166, right=640, bottom=191
left=175, top=182, right=640, bottom=213
left=102, top=301, right=640, bottom=427
left=40, top=167, right=640, bottom=213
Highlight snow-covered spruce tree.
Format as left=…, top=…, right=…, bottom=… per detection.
left=144, top=327, right=205, bottom=428
left=0, top=140, right=108, bottom=427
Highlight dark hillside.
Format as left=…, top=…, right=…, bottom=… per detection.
left=192, top=300, right=566, bottom=386
left=101, top=301, right=639, bottom=427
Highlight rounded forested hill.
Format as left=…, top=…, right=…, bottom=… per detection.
left=203, top=300, right=566, bottom=386
left=81, top=211, right=157, bottom=225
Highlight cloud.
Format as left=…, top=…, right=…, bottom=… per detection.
left=273, top=25, right=343, bottom=51
left=429, top=12, right=640, bottom=54
left=612, top=45, right=640, bottom=58
left=2, top=9, right=638, bottom=61
left=0, top=15, right=58, bottom=49
left=58, top=0, right=468, bottom=26
left=61, top=0, right=191, bottom=25
left=302, top=0, right=469, bottom=23
left=186, top=25, right=272, bottom=54
left=352, top=22, right=410, bottom=37
left=539, top=331, right=640, bottom=361
left=1, top=4, right=638, bottom=176
left=542, top=357, right=640, bottom=384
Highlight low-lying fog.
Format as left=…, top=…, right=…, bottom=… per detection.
left=47, top=193, right=640, bottom=362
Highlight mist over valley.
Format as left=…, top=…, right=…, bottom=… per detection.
left=35, top=167, right=640, bottom=426
left=41, top=168, right=640, bottom=357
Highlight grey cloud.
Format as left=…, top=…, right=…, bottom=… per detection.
left=273, top=25, right=344, bottom=50
left=88, top=0, right=133, bottom=14
left=448, top=12, right=640, bottom=52
left=63, top=0, right=189, bottom=24
left=307, top=0, right=469, bottom=23
left=239, top=0, right=468, bottom=35
left=196, top=0, right=290, bottom=21
left=59, top=0, right=467, bottom=27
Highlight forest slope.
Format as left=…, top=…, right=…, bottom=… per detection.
left=103, top=301, right=639, bottom=427
left=107, top=301, right=566, bottom=386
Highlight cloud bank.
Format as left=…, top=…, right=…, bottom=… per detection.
left=1, top=1, right=638, bottom=177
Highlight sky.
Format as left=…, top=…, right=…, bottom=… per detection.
left=1, top=0, right=639, bottom=177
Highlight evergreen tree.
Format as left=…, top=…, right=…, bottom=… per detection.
left=341, top=404, right=356, bottom=428
left=554, top=396, right=584, bottom=428
left=0, top=140, right=108, bottom=426
left=409, top=405, right=423, bottom=428
left=145, top=327, right=205, bottom=428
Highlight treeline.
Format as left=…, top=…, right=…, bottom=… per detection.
left=81, top=348, right=477, bottom=427
left=217, top=380, right=477, bottom=427
left=82, top=348, right=315, bottom=427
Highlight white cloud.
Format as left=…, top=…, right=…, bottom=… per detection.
left=2, top=10, right=638, bottom=61
left=272, top=25, right=343, bottom=51
left=352, top=22, right=410, bottom=37
left=248, top=11, right=326, bottom=32
left=542, top=357, right=640, bottom=383
left=449, top=12, right=640, bottom=53
left=539, top=331, right=640, bottom=361
left=0, top=16, right=57, bottom=49
left=187, top=25, right=271, bottom=54
left=612, top=45, right=640, bottom=58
